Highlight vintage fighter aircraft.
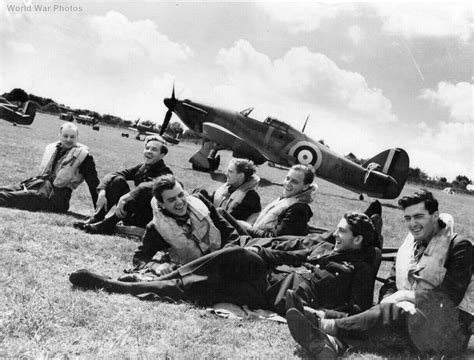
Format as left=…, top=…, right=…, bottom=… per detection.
left=160, top=87, right=410, bottom=199
left=128, top=119, right=179, bottom=144
left=0, top=98, right=36, bottom=126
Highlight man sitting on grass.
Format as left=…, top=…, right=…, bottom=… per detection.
left=203, top=158, right=261, bottom=221
left=0, top=122, right=99, bottom=213
left=286, top=189, right=472, bottom=358
left=74, top=135, right=172, bottom=235
left=70, top=209, right=379, bottom=317
left=235, top=164, right=317, bottom=238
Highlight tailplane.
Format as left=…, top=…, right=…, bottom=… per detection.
left=363, top=148, right=410, bottom=198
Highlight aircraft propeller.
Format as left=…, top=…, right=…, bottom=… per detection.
left=161, top=85, right=176, bottom=135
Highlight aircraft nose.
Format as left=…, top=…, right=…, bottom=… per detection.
left=164, top=98, right=173, bottom=109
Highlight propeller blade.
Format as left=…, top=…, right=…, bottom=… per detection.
left=160, top=109, right=172, bottom=135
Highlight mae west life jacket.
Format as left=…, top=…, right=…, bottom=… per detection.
left=150, top=195, right=221, bottom=265
left=213, top=174, right=260, bottom=213
left=39, top=141, right=89, bottom=189
left=252, top=184, right=316, bottom=231
left=396, top=214, right=473, bottom=314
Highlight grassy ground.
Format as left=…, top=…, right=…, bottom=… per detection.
left=1, top=114, right=472, bottom=358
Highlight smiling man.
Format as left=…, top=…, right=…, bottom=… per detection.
left=210, top=158, right=261, bottom=221
left=75, top=135, right=172, bottom=234
left=238, top=164, right=316, bottom=237
left=0, top=122, right=99, bottom=213
left=287, top=189, right=472, bottom=358
left=130, top=174, right=242, bottom=276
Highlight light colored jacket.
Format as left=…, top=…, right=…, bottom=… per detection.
left=39, top=141, right=89, bottom=189
left=150, top=195, right=221, bottom=265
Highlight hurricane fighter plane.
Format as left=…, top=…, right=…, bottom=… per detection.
left=160, top=87, right=410, bottom=199
left=128, top=119, right=179, bottom=144
left=0, top=98, right=36, bottom=126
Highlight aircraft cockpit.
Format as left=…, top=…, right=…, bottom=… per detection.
left=263, top=117, right=290, bottom=132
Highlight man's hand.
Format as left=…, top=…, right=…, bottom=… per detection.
left=96, top=190, right=108, bottom=212
left=148, top=262, right=175, bottom=276
left=237, top=220, right=252, bottom=231
left=115, top=194, right=131, bottom=219
left=380, top=289, right=415, bottom=304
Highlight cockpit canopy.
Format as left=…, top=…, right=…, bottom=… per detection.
left=263, top=116, right=290, bottom=132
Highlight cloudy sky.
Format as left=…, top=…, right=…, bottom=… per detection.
left=1, top=1, right=472, bottom=180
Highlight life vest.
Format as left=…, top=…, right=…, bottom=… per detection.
left=39, top=141, right=89, bottom=189
left=252, top=185, right=316, bottom=231
left=213, top=174, right=260, bottom=213
left=150, top=195, right=221, bottom=265
left=396, top=214, right=473, bottom=314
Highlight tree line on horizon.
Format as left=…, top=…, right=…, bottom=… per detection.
left=2, top=88, right=472, bottom=193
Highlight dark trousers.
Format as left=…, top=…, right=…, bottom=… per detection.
left=0, top=180, right=71, bottom=213
left=332, top=302, right=470, bottom=355
left=103, top=247, right=271, bottom=308
left=101, top=176, right=152, bottom=227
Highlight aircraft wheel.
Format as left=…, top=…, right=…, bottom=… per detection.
left=209, top=155, right=220, bottom=172
left=13, top=122, right=17, bottom=126
left=359, top=194, right=364, bottom=201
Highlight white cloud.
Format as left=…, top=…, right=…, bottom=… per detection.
left=216, top=40, right=397, bottom=124
left=348, top=25, right=363, bottom=44
left=372, top=3, right=472, bottom=41
left=87, top=11, right=193, bottom=65
left=408, top=121, right=474, bottom=180
left=6, top=40, right=36, bottom=54
left=419, top=82, right=473, bottom=122
left=1, top=10, right=192, bottom=120
left=257, top=2, right=354, bottom=33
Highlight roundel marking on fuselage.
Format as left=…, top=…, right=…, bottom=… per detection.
left=288, top=141, right=323, bottom=170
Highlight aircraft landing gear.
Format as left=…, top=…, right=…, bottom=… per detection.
left=189, top=142, right=221, bottom=172
left=359, top=194, right=364, bottom=201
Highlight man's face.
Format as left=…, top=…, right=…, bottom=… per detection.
left=158, top=182, right=188, bottom=217
left=334, top=218, right=361, bottom=252
left=59, top=127, right=78, bottom=149
left=143, top=140, right=164, bottom=165
left=282, top=169, right=308, bottom=198
left=403, top=202, right=439, bottom=243
left=226, top=164, right=244, bottom=187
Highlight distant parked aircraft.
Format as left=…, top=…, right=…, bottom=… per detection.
left=159, top=86, right=410, bottom=199
left=128, top=119, right=179, bottom=144
left=0, top=97, right=36, bottom=126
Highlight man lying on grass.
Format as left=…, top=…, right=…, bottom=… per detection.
left=0, top=122, right=99, bottom=213
left=286, top=189, right=473, bottom=358
left=70, top=209, right=380, bottom=317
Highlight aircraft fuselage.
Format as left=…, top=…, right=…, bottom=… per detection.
left=168, top=98, right=405, bottom=199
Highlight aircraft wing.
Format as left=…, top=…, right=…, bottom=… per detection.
left=202, top=122, right=266, bottom=164
left=128, top=127, right=158, bottom=136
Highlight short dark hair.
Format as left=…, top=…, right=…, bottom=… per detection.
left=344, top=212, right=376, bottom=248
left=291, top=164, right=315, bottom=185
left=398, top=189, right=438, bottom=214
left=230, top=158, right=256, bottom=182
left=145, top=135, right=168, bottom=155
left=152, top=175, right=183, bottom=202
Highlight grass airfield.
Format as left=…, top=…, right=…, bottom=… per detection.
left=1, top=113, right=472, bottom=358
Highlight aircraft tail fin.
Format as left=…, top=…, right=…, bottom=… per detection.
left=363, top=148, right=410, bottom=197
left=23, top=101, right=36, bottom=121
